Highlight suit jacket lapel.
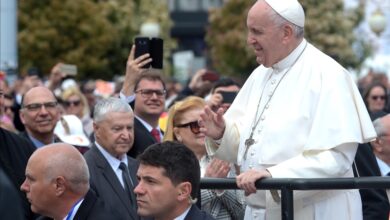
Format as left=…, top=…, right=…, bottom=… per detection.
left=74, top=189, right=96, bottom=220
left=90, top=145, right=136, bottom=217
left=134, top=118, right=155, bottom=143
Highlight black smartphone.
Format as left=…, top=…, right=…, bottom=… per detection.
left=219, top=91, right=238, bottom=104
left=134, top=37, right=151, bottom=68
left=150, top=38, right=163, bottom=69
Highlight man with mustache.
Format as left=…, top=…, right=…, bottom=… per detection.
left=84, top=97, right=138, bottom=220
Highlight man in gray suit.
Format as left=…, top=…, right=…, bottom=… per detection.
left=84, top=97, right=138, bottom=220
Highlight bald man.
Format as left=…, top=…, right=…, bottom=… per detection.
left=201, top=0, right=375, bottom=219
left=19, top=86, right=60, bottom=148
left=20, top=143, right=116, bottom=220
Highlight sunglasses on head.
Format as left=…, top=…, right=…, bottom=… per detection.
left=371, top=95, right=386, bottom=101
left=63, top=100, right=81, bottom=107
left=176, top=121, right=200, bottom=134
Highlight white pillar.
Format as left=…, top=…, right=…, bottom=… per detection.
left=0, top=0, right=18, bottom=71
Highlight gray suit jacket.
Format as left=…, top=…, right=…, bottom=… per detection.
left=84, top=144, right=139, bottom=220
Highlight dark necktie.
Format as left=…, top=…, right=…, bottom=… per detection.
left=119, top=162, right=137, bottom=209
left=150, top=128, right=161, bottom=143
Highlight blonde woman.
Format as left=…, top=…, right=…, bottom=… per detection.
left=164, top=96, right=244, bottom=220
left=61, top=86, right=93, bottom=136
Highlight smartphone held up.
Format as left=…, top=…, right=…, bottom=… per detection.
left=134, top=37, right=163, bottom=69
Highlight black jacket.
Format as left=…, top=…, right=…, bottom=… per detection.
left=0, top=128, right=36, bottom=219
left=353, top=143, right=390, bottom=220
left=84, top=144, right=139, bottom=220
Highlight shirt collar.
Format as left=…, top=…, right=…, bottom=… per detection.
left=375, top=157, right=390, bottom=176
left=28, top=134, right=54, bottom=148
left=174, top=206, right=191, bottom=220
left=135, top=115, right=161, bottom=133
left=63, top=199, right=84, bottom=220
left=272, top=39, right=307, bottom=72
left=95, top=141, right=128, bottom=171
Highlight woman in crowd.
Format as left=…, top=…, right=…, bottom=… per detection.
left=60, top=86, right=93, bottom=136
left=363, top=83, right=388, bottom=116
left=164, top=96, right=244, bottom=220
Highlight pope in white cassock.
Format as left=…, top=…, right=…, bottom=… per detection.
left=199, top=0, right=377, bottom=219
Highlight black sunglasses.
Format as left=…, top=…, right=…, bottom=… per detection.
left=176, top=121, right=200, bottom=134
left=371, top=95, right=386, bottom=101
left=63, top=100, right=81, bottom=107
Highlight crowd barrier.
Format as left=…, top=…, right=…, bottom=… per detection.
left=200, top=177, right=390, bottom=220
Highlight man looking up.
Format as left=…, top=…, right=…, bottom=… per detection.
left=19, top=86, right=60, bottom=148
left=200, top=0, right=376, bottom=219
left=135, top=141, right=215, bottom=220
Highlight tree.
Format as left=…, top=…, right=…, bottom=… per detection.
left=206, top=0, right=370, bottom=78
left=18, top=0, right=117, bottom=79
left=18, top=0, right=174, bottom=80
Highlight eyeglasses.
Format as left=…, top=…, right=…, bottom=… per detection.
left=176, top=121, right=200, bottom=134
left=135, top=89, right=166, bottom=99
left=63, top=100, right=81, bottom=107
left=23, top=101, right=58, bottom=112
left=371, top=95, right=386, bottom=101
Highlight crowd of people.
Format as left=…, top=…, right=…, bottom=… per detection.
left=0, top=0, right=389, bottom=219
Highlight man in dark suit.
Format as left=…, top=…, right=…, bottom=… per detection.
left=0, top=167, right=24, bottom=220
left=0, top=79, right=37, bottom=219
left=354, top=111, right=390, bottom=220
left=19, top=86, right=60, bottom=148
left=120, top=47, right=165, bottom=158
left=135, top=141, right=215, bottom=220
left=20, top=143, right=115, bottom=220
left=84, top=97, right=138, bottom=220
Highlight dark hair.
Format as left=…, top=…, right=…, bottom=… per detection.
left=211, top=77, right=241, bottom=94
left=133, top=69, right=166, bottom=92
left=362, top=83, right=388, bottom=112
left=137, top=141, right=200, bottom=199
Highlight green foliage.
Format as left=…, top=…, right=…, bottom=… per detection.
left=206, top=0, right=371, bottom=77
left=206, top=0, right=257, bottom=77
left=301, top=0, right=370, bottom=68
left=18, top=0, right=175, bottom=80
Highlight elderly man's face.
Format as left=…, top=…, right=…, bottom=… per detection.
left=246, top=1, right=288, bottom=67
left=20, top=87, right=60, bottom=136
left=94, top=111, right=134, bottom=158
left=20, top=156, right=55, bottom=216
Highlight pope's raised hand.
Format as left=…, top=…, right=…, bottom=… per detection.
left=199, top=105, right=225, bottom=140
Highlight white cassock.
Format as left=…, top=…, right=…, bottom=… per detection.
left=206, top=39, right=376, bottom=220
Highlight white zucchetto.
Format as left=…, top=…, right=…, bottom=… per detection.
left=264, top=0, right=305, bottom=27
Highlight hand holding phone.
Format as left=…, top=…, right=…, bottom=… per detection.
left=59, top=64, right=77, bottom=76
left=134, top=37, right=163, bottom=69
left=219, top=91, right=237, bottom=104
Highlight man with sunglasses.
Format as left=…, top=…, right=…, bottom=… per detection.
left=19, top=86, right=60, bottom=148
left=120, top=45, right=166, bottom=158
